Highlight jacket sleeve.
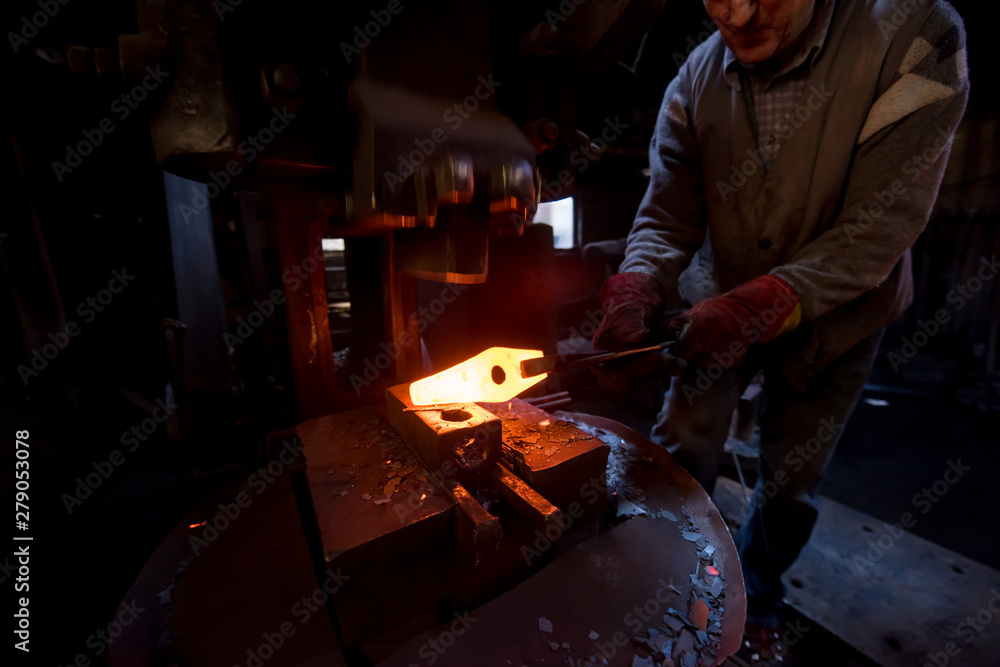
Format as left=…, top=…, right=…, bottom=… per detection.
left=618, top=61, right=707, bottom=301
left=770, top=3, right=970, bottom=321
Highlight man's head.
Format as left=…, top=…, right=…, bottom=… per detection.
left=703, top=0, right=816, bottom=64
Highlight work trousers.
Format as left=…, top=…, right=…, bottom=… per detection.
left=651, top=328, right=884, bottom=623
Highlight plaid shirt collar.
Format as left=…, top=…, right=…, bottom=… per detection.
left=722, top=0, right=836, bottom=91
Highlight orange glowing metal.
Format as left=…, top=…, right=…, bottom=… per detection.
left=409, top=347, right=546, bottom=405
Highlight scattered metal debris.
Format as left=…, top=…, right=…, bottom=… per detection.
left=689, top=599, right=709, bottom=630
left=563, top=420, right=730, bottom=666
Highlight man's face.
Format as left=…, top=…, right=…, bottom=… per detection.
left=703, top=0, right=816, bottom=64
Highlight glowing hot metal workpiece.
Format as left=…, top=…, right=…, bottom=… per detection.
left=408, top=347, right=546, bottom=405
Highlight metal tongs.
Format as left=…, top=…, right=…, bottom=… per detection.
left=519, top=339, right=677, bottom=379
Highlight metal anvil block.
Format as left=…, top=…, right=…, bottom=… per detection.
left=385, top=384, right=502, bottom=489
left=480, top=399, right=610, bottom=526
left=295, top=406, right=456, bottom=646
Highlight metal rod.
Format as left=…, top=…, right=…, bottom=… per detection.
left=531, top=398, right=573, bottom=412
left=731, top=448, right=751, bottom=505
left=523, top=392, right=570, bottom=405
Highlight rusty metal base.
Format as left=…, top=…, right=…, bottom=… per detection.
left=377, top=411, right=746, bottom=667
left=294, top=398, right=612, bottom=648
left=109, top=411, right=743, bottom=666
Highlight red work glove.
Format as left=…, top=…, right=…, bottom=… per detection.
left=669, top=274, right=802, bottom=371
left=592, top=273, right=665, bottom=351
left=591, top=273, right=683, bottom=388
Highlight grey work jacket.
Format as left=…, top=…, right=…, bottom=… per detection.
left=621, top=0, right=968, bottom=388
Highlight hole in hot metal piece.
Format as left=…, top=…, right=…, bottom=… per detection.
left=440, top=409, right=472, bottom=422
left=491, top=365, right=506, bottom=385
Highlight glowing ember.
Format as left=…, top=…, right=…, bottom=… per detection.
left=409, top=347, right=546, bottom=405
left=706, top=566, right=720, bottom=576
left=539, top=419, right=551, bottom=426
left=189, top=521, right=206, bottom=529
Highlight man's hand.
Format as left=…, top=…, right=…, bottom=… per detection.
left=591, top=273, right=683, bottom=389
left=592, top=272, right=665, bottom=351
left=670, top=275, right=802, bottom=370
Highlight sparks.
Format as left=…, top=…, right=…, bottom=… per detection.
left=539, top=419, right=551, bottom=426
left=189, top=521, right=206, bottom=529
